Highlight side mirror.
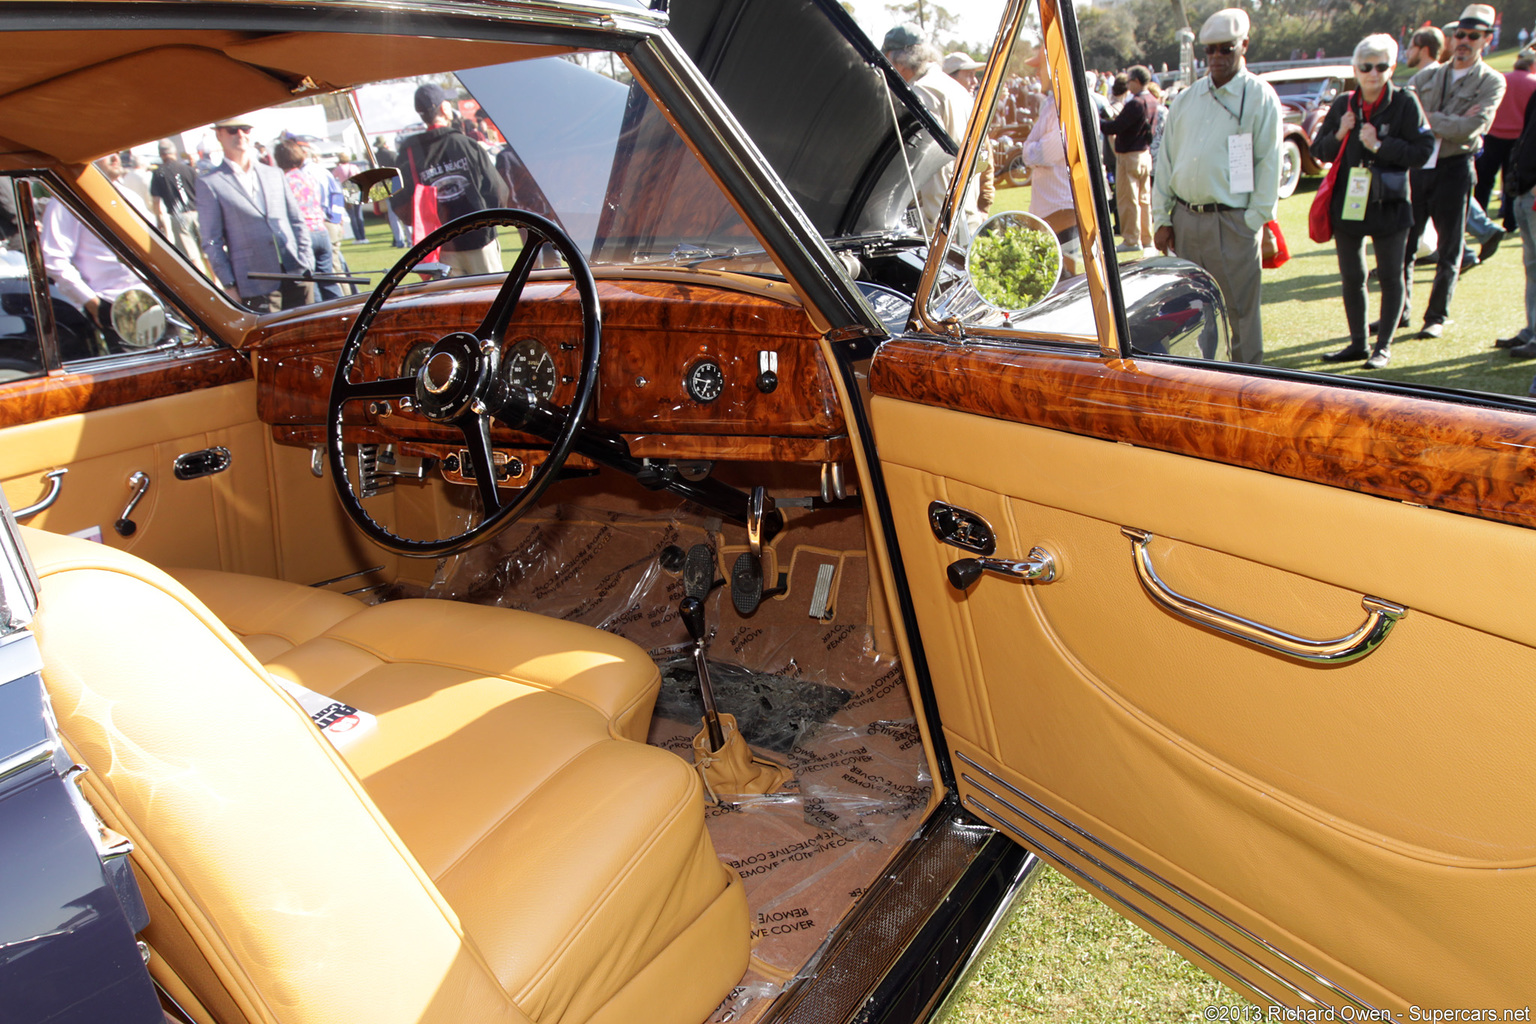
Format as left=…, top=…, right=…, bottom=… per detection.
left=344, top=167, right=402, bottom=205
left=110, top=288, right=167, bottom=349
left=964, top=210, right=1063, bottom=314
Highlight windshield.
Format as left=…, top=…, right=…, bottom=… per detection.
left=136, top=49, right=773, bottom=313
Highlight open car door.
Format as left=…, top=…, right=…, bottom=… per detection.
left=867, top=0, right=1536, bottom=1012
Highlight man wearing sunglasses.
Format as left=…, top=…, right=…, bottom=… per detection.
left=1400, top=4, right=1506, bottom=339
left=196, top=117, right=315, bottom=312
left=1151, top=7, right=1283, bottom=364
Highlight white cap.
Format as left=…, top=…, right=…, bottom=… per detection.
left=1458, top=4, right=1496, bottom=29
left=1198, top=8, right=1250, bottom=44
left=942, top=51, right=984, bottom=74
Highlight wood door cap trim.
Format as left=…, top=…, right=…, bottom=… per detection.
left=869, top=340, right=1536, bottom=530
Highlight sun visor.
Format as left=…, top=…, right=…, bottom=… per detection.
left=0, top=46, right=295, bottom=163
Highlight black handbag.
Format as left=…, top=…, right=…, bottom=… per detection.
left=1377, top=169, right=1409, bottom=203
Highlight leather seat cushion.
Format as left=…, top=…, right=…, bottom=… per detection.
left=168, top=567, right=367, bottom=662
left=29, top=535, right=748, bottom=1024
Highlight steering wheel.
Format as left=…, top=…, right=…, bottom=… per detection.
left=327, top=209, right=601, bottom=557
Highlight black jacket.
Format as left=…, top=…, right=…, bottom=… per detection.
left=1311, top=82, right=1435, bottom=234
left=1508, top=92, right=1536, bottom=195
left=1102, top=91, right=1158, bottom=153
left=390, top=127, right=508, bottom=251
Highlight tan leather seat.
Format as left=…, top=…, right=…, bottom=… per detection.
left=25, top=529, right=749, bottom=1024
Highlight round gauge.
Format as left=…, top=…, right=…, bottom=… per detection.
left=501, top=337, right=558, bottom=401
left=400, top=341, right=434, bottom=378
left=685, top=360, right=724, bottom=403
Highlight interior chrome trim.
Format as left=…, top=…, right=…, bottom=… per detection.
left=1122, top=527, right=1407, bottom=664
left=957, top=752, right=1380, bottom=1012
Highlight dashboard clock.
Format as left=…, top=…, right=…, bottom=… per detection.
left=685, top=360, right=724, bottom=403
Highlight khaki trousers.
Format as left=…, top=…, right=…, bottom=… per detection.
left=1115, top=150, right=1153, bottom=248
left=1170, top=203, right=1264, bottom=364
left=442, top=238, right=505, bottom=277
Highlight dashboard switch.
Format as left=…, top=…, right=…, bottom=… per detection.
left=756, top=350, right=779, bottom=393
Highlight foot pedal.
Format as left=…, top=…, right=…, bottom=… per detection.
left=683, top=543, right=715, bottom=601
left=809, top=562, right=836, bottom=620
left=731, top=551, right=763, bottom=616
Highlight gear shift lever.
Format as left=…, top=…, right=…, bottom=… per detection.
left=681, top=545, right=725, bottom=751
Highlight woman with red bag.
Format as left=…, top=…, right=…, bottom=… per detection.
left=1310, top=34, right=1435, bottom=368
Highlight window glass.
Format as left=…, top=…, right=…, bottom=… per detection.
left=18, top=174, right=205, bottom=373
left=0, top=178, right=41, bottom=383
left=177, top=53, right=765, bottom=313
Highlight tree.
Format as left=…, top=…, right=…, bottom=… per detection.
left=884, top=0, right=959, bottom=37
left=1077, top=6, right=1139, bottom=71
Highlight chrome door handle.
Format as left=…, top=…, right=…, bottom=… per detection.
left=948, top=548, right=1058, bottom=590
left=1121, top=528, right=1406, bottom=664
left=13, top=468, right=67, bottom=520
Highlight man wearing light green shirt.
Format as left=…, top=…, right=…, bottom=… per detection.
left=1152, top=8, right=1284, bottom=364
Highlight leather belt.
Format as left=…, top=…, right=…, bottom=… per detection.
left=1176, top=199, right=1241, bottom=213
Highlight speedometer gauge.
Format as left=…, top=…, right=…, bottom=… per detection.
left=501, top=338, right=558, bottom=401
left=400, top=341, right=434, bottom=379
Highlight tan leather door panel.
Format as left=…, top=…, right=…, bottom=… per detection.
left=1, top=380, right=278, bottom=575
left=871, top=393, right=1536, bottom=1012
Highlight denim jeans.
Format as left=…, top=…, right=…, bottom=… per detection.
left=1466, top=194, right=1500, bottom=244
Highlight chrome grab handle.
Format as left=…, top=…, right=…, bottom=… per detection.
left=115, top=472, right=150, bottom=537
left=1121, top=528, right=1406, bottom=664
left=947, top=548, right=1058, bottom=590
left=14, top=468, right=67, bottom=520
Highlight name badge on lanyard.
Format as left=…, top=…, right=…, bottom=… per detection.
left=1228, top=133, right=1254, bottom=193
left=1341, top=166, right=1372, bottom=221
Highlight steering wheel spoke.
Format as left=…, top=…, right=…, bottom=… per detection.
left=326, top=208, right=601, bottom=558
left=475, top=230, right=546, bottom=343
left=460, top=415, right=504, bottom=514
left=336, top=375, right=416, bottom=402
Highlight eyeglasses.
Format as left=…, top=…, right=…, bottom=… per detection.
left=218, top=125, right=253, bottom=134
left=1357, top=62, right=1390, bottom=73
left=1204, top=43, right=1237, bottom=55
left=1455, top=30, right=1484, bottom=40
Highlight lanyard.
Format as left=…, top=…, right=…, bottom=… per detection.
left=1210, top=77, right=1246, bottom=127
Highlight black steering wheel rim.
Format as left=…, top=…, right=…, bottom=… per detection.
left=326, top=208, right=601, bottom=557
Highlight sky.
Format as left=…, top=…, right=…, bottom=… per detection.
left=845, top=0, right=1013, bottom=52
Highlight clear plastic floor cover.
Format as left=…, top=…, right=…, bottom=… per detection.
left=417, top=495, right=932, bottom=1021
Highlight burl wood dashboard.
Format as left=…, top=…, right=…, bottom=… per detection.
left=247, top=274, right=851, bottom=472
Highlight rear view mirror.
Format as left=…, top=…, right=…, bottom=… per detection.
left=344, top=167, right=401, bottom=204
left=965, top=211, right=1063, bottom=314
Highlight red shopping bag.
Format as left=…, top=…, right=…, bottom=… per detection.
left=1308, top=92, right=1353, bottom=244
left=1262, top=219, right=1290, bottom=268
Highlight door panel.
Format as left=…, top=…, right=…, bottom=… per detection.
left=870, top=385, right=1536, bottom=1008
left=0, top=380, right=278, bottom=575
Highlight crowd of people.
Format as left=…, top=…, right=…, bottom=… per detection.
left=885, top=3, right=1536, bottom=385
left=45, top=81, right=525, bottom=321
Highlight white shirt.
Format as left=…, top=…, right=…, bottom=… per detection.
left=1022, top=94, right=1072, bottom=217
left=41, top=184, right=148, bottom=308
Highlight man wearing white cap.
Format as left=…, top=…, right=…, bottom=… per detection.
left=883, top=26, right=977, bottom=234
left=1403, top=4, right=1506, bottom=339
left=1150, top=8, right=1282, bottom=364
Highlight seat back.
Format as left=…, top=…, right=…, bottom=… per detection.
left=22, top=527, right=531, bottom=1024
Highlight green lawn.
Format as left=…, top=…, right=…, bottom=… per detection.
left=332, top=211, right=527, bottom=284
left=947, top=868, right=1242, bottom=1023
left=993, top=173, right=1531, bottom=400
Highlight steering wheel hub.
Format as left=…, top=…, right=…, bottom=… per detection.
left=414, top=331, right=492, bottom=421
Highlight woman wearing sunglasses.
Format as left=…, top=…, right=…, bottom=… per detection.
left=1311, top=34, right=1435, bottom=368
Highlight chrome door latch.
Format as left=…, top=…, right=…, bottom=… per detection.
left=928, top=501, right=996, bottom=554
left=173, top=446, right=232, bottom=480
